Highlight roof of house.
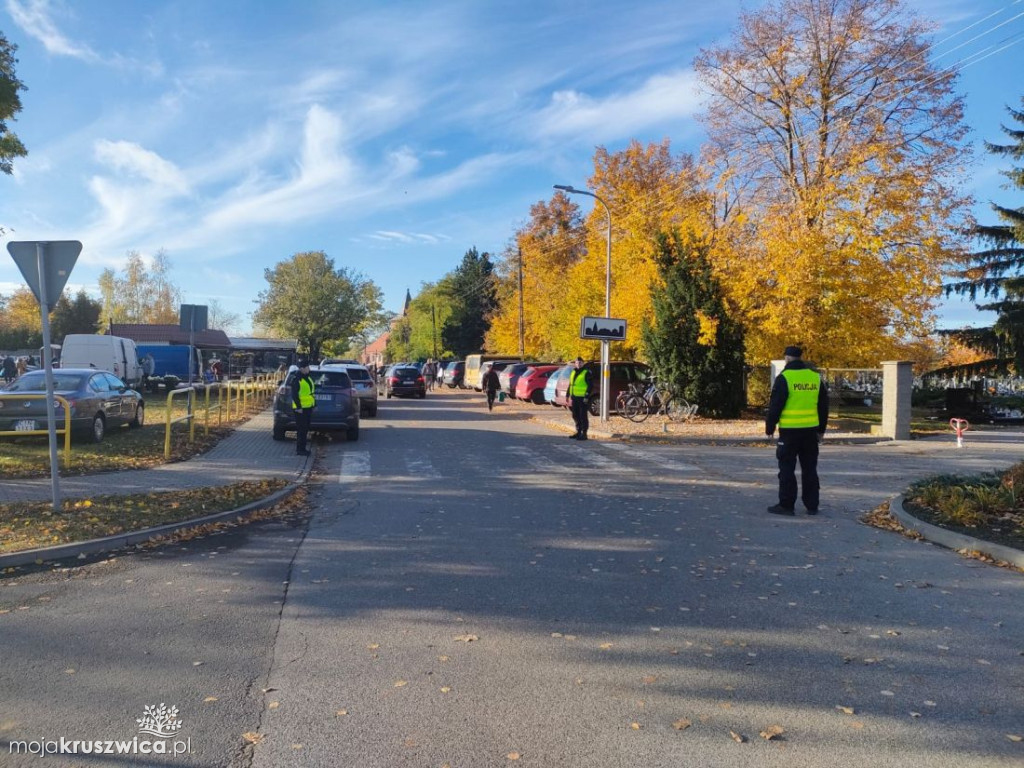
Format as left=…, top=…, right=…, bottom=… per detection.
left=364, top=332, right=389, bottom=355
left=228, top=337, right=299, bottom=351
left=109, top=324, right=232, bottom=348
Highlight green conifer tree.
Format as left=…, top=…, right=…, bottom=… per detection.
left=642, top=231, right=746, bottom=418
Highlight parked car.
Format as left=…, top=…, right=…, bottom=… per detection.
left=553, top=361, right=651, bottom=414
left=384, top=365, right=426, bottom=398
left=442, top=361, right=465, bottom=388
left=464, top=354, right=522, bottom=391
left=0, top=368, right=144, bottom=443
left=544, top=364, right=573, bottom=406
left=322, top=362, right=378, bottom=417
left=515, top=365, right=560, bottom=404
left=498, top=363, right=534, bottom=397
left=61, top=334, right=144, bottom=387
left=272, top=366, right=360, bottom=441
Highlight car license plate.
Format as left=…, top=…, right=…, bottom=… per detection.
left=14, top=419, right=37, bottom=432
left=315, top=394, right=332, bottom=401
left=402, top=379, right=414, bottom=384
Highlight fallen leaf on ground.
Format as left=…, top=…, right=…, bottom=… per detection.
left=507, top=752, right=521, bottom=760
left=394, top=680, right=408, bottom=687
left=730, top=730, right=746, bottom=743
left=335, top=709, right=348, bottom=717
left=836, top=706, right=855, bottom=715
left=440, top=687, right=452, bottom=694
left=1007, top=734, right=1022, bottom=742
left=599, top=643, right=613, bottom=650
left=631, top=722, right=642, bottom=730
left=203, top=697, right=218, bottom=703
left=673, top=719, right=692, bottom=731
left=642, top=676, right=657, bottom=685
left=242, top=732, right=264, bottom=744
left=268, top=701, right=280, bottom=710
left=760, top=725, right=784, bottom=740
left=454, top=634, right=479, bottom=643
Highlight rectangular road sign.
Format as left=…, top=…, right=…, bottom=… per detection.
left=7, top=240, right=82, bottom=307
left=580, top=316, right=627, bottom=341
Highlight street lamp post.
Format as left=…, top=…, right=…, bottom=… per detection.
left=553, top=184, right=612, bottom=423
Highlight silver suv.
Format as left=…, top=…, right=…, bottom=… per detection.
left=322, top=363, right=378, bottom=417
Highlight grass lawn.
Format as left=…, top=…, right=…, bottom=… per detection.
left=0, top=392, right=266, bottom=479
left=0, top=479, right=289, bottom=555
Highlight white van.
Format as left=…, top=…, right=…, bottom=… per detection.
left=60, top=334, right=143, bottom=386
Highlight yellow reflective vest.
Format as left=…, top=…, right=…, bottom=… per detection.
left=569, top=368, right=591, bottom=397
left=296, top=376, right=316, bottom=408
left=778, top=369, right=821, bottom=428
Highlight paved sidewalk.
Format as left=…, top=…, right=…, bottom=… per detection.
left=0, top=408, right=310, bottom=504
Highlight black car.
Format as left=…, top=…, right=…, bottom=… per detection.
left=0, top=368, right=144, bottom=443
left=384, top=365, right=426, bottom=398
left=273, top=366, right=360, bottom=441
left=442, top=361, right=465, bottom=388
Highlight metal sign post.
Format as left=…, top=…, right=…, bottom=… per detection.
left=7, top=240, right=83, bottom=512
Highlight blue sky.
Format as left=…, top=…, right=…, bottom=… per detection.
left=1, top=0, right=1023, bottom=335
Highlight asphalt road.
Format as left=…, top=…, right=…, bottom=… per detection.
left=1, top=390, right=1022, bottom=767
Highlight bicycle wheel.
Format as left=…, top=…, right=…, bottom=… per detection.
left=614, top=391, right=630, bottom=415
left=623, top=394, right=650, bottom=423
left=666, top=396, right=695, bottom=422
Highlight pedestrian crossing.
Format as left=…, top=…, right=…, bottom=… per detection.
left=336, top=442, right=699, bottom=484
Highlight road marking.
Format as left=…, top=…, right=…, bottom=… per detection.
left=603, top=442, right=700, bottom=471
left=551, top=443, right=632, bottom=471
left=404, top=455, right=442, bottom=479
left=339, top=451, right=371, bottom=483
left=504, top=445, right=565, bottom=473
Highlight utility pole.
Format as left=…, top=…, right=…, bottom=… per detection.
left=518, top=247, right=525, bottom=358
left=431, top=305, right=438, bottom=358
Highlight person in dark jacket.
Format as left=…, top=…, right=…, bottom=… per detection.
left=2, top=355, right=15, bottom=384
left=483, top=365, right=501, bottom=411
left=567, top=356, right=595, bottom=440
left=291, top=359, right=316, bottom=456
left=765, top=346, right=829, bottom=515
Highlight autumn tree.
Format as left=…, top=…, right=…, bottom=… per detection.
left=97, top=250, right=183, bottom=324
left=50, top=290, right=102, bottom=342
left=695, top=0, right=972, bottom=366
left=206, top=298, right=243, bottom=335
left=0, top=286, right=41, bottom=348
left=1, top=31, right=27, bottom=178
left=642, top=231, right=746, bottom=417
left=253, top=251, right=383, bottom=362
left=945, top=98, right=1024, bottom=370
left=441, top=248, right=497, bottom=357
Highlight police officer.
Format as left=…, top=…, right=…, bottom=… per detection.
left=291, top=358, right=316, bottom=456
left=567, top=356, right=594, bottom=440
left=765, top=346, right=829, bottom=515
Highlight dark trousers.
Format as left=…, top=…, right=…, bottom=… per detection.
left=486, top=390, right=497, bottom=410
left=295, top=409, right=312, bottom=452
left=776, top=428, right=820, bottom=510
left=570, top=395, right=590, bottom=436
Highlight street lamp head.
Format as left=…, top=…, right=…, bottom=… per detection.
left=553, top=184, right=576, bottom=193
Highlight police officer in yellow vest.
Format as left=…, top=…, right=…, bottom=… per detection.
left=765, top=346, right=829, bottom=515
left=567, top=356, right=595, bottom=441
left=291, top=358, right=316, bottom=456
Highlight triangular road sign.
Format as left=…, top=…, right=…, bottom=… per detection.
left=7, top=240, right=83, bottom=307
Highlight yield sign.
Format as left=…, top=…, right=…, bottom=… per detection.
left=7, top=240, right=83, bottom=307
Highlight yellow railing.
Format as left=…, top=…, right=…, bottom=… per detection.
left=0, top=393, right=72, bottom=466
left=164, top=387, right=196, bottom=458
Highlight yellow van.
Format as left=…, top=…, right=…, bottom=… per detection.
left=464, top=354, right=521, bottom=391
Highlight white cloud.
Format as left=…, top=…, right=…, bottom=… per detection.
left=94, top=140, right=189, bottom=195
left=6, top=0, right=98, bottom=61
left=533, top=69, right=702, bottom=142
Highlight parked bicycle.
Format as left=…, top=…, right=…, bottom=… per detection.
left=615, top=377, right=698, bottom=423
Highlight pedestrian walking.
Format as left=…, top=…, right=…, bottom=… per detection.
left=567, top=356, right=594, bottom=440
left=15, top=356, right=27, bottom=379
left=2, top=354, right=15, bottom=384
left=291, top=358, right=316, bottom=456
left=424, top=358, right=437, bottom=391
left=765, top=346, right=829, bottom=516
left=483, top=364, right=501, bottom=411
left=140, top=353, right=155, bottom=391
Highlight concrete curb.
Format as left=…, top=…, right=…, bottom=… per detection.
left=0, top=449, right=316, bottom=570
left=890, top=493, right=1024, bottom=569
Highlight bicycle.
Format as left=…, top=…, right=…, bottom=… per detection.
left=618, top=377, right=698, bottom=423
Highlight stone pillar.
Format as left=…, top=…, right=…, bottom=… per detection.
left=881, top=361, right=913, bottom=440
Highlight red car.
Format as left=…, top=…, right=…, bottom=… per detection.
left=554, top=361, right=651, bottom=414
left=515, top=365, right=560, bottom=404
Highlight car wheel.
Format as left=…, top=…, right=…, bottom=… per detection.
left=130, top=402, right=145, bottom=428
left=90, top=413, right=106, bottom=443
left=386, top=391, right=392, bottom=399
left=589, top=397, right=600, bottom=417
left=272, top=422, right=287, bottom=440
left=347, top=424, right=360, bottom=441
left=531, top=390, right=545, bottom=405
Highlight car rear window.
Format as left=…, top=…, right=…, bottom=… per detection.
left=312, top=371, right=352, bottom=388
left=346, top=368, right=372, bottom=381
left=393, top=368, right=419, bottom=377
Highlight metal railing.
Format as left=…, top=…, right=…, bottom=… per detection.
left=0, top=393, right=73, bottom=466
left=163, top=387, right=196, bottom=458
left=162, top=376, right=277, bottom=458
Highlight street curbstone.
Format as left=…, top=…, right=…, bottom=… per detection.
left=890, top=493, right=1024, bottom=569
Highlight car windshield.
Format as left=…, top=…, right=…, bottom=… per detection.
left=5, top=373, right=85, bottom=392
left=346, top=368, right=372, bottom=381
